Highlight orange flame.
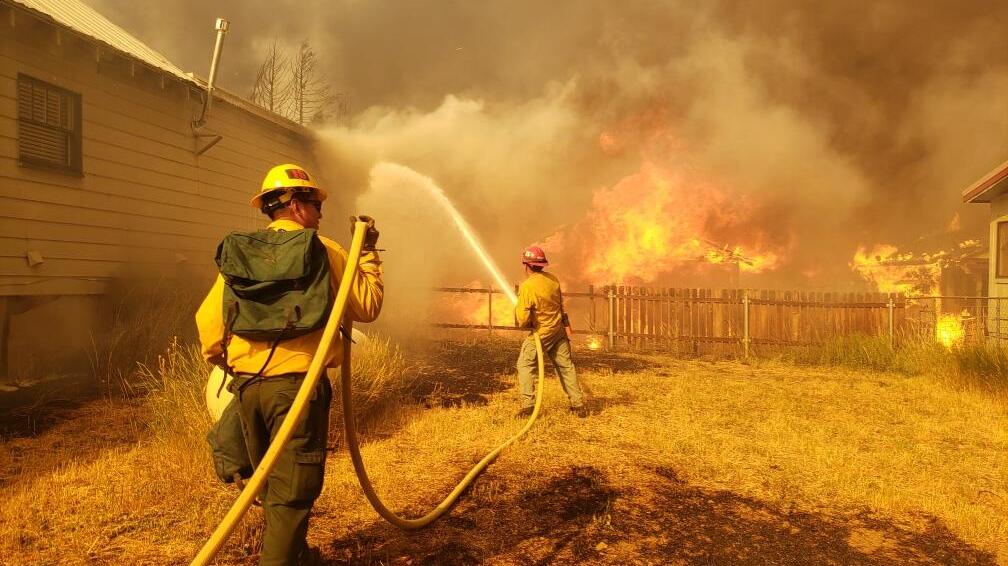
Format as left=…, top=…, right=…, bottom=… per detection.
left=536, top=118, right=790, bottom=286
left=575, top=156, right=784, bottom=285
left=433, top=281, right=516, bottom=328
left=480, top=291, right=516, bottom=327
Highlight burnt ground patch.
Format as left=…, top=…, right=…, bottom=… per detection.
left=404, top=339, right=658, bottom=409
left=325, top=466, right=620, bottom=565
left=404, top=340, right=516, bottom=408
left=0, top=373, right=102, bottom=438
left=605, top=466, right=997, bottom=566
left=574, top=351, right=658, bottom=375
left=322, top=465, right=996, bottom=565
left=0, top=399, right=144, bottom=489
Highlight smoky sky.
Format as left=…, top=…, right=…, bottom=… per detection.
left=84, top=0, right=1008, bottom=288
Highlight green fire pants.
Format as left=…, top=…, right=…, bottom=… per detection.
left=231, top=373, right=331, bottom=566
left=516, top=334, right=584, bottom=409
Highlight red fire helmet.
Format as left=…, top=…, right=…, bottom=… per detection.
left=521, top=245, right=549, bottom=267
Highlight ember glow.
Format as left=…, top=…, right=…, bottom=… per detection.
left=935, top=313, right=965, bottom=349
left=471, top=289, right=517, bottom=327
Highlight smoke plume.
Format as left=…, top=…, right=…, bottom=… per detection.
left=87, top=0, right=1008, bottom=295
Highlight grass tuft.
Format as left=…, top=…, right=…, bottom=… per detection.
left=136, top=337, right=213, bottom=447
left=87, top=283, right=200, bottom=397
left=793, top=334, right=898, bottom=372
left=331, top=333, right=414, bottom=441
left=780, top=333, right=1007, bottom=398
left=948, top=342, right=1008, bottom=397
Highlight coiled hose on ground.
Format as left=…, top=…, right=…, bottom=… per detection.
left=190, top=221, right=545, bottom=564
left=339, top=322, right=544, bottom=530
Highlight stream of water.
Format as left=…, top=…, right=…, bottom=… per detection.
left=372, top=162, right=518, bottom=304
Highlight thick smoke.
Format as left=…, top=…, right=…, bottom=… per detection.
left=88, top=0, right=1008, bottom=294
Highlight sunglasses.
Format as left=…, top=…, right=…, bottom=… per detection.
left=300, top=199, right=322, bottom=213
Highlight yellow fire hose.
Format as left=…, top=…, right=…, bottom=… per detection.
left=190, top=221, right=546, bottom=564
left=339, top=322, right=544, bottom=529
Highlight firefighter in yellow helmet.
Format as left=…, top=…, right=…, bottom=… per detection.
left=250, top=163, right=330, bottom=223
left=196, top=163, right=383, bottom=566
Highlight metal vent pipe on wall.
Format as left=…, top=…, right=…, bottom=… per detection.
left=193, top=18, right=229, bottom=154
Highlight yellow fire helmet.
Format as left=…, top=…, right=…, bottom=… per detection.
left=250, top=163, right=330, bottom=211
left=205, top=366, right=234, bottom=422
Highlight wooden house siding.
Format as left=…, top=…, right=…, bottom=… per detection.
left=0, top=25, right=321, bottom=297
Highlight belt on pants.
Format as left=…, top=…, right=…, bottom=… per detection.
left=229, top=371, right=308, bottom=398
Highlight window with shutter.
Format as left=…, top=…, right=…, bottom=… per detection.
left=16, top=74, right=82, bottom=174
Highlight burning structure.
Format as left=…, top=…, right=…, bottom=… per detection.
left=850, top=240, right=987, bottom=298
left=0, top=0, right=326, bottom=381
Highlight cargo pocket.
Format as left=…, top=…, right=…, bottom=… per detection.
left=273, top=377, right=329, bottom=503
left=291, top=448, right=326, bottom=503
left=293, top=384, right=330, bottom=503
left=205, top=398, right=253, bottom=483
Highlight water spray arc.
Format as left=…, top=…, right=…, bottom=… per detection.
left=392, top=160, right=518, bottom=303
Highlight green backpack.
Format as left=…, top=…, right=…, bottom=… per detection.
left=215, top=228, right=334, bottom=348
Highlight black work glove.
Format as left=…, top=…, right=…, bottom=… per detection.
left=350, top=215, right=381, bottom=251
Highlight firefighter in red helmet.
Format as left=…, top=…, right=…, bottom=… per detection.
left=514, top=246, right=587, bottom=418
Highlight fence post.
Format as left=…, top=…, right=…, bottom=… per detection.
left=991, top=296, right=999, bottom=344
left=608, top=286, right=615, bottom=350
left=487, top=287, right=493, bottom=334
left=589, top=284, right=596, bottom=332
left=0, top=297, right=8, bottom=382
left=934, top=296, right=940, bottom=342
left=742, top=289, right=750, bottom=359
left=887, top=293, right=894, bottom=348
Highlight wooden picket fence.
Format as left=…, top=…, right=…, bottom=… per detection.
left=430, top=286, right=1008, bottom=355
left=601, top=287, right=902, bottom=356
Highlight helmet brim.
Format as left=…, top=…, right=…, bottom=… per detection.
left=250, top=186, right=329, bottom=210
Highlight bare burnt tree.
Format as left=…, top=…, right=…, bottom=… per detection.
left=249, top=39, right=291, bottom=115
left=288, top=40, right=337, bottom=126
left=329, top=92, right=351, bottom=128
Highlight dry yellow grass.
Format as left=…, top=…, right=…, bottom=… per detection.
left=1, top=340, right=1005, bottom=565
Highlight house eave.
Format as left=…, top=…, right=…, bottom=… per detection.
left=963, top=160, right=1008, bottom=204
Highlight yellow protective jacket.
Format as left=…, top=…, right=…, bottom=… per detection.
left=514, top=271, right=568, bottom=346
left=195, top=219, right=383, bottom=376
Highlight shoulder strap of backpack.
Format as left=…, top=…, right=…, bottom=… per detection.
left=243, top=305, right=303, bottom=388
left=217, top=300, right=241, bottom=397
left=229, top=306, right=303, bottom=399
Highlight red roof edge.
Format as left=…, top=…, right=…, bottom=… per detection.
left=963, top=159, right=1008, bottom=203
